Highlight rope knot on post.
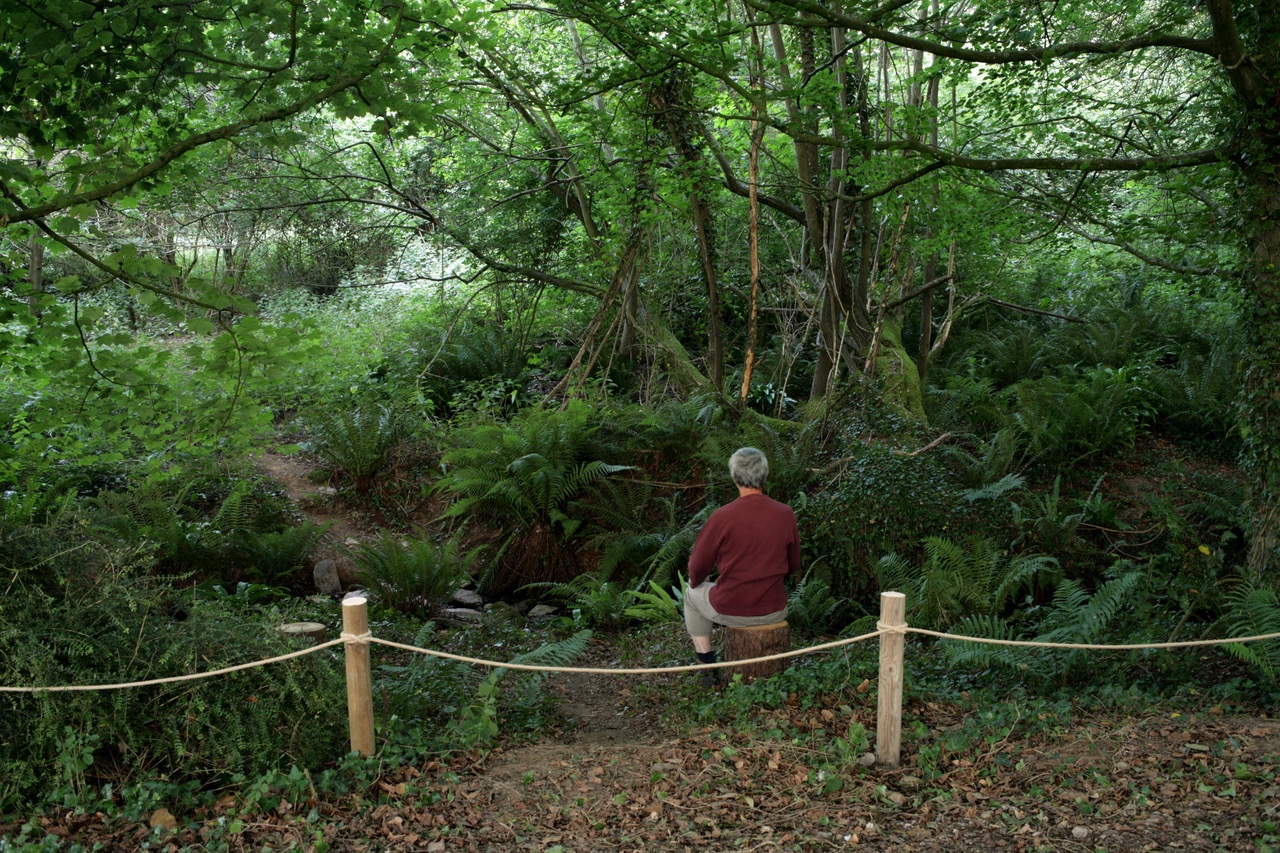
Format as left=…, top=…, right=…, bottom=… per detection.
left=876, top=591, right=907, bottom=767
left=341, top=596, right=376, bottom=756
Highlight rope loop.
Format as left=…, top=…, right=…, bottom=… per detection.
left=876, top=621, right=908, bottom=635
left=340, top=631, right=372, bottom=646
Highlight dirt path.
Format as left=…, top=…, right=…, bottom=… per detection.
left=256, top=450, right=365, bottom=544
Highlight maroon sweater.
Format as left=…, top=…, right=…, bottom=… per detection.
left=688, top=493, right=801, bottom=616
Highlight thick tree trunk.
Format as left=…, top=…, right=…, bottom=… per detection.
left=1209, top=0, right=1280, bottom=575
left=652, top=72, right=724, bottom=391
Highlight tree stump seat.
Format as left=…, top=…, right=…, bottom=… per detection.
left=723, top=621, right=790, bottom=682
left=277, top=621, right=328, bottom=645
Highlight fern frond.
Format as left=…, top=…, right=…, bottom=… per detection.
left=1222, top=582, right=1280, bottom=681
left=508, top=628, right=594, bottom=670
left=943, top=614, right=1023, bottom=670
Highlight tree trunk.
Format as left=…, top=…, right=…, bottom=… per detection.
left=1208, top=0, right=1280, bottom=575
left=27, top=233, right=43, bottom=317
left=652, top=71, right=724, bottom=391
left=723, top=621, right=790, bottom=682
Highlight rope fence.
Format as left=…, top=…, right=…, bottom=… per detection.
left=4, top=593, right=1279, bottom=765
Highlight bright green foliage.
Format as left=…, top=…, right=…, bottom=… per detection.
left=877, top=536, right=1059, bottom=631
left=305, top=403, right=405, bottom=493
left=521, top=573, right=633, bottom=629
left=352, top=531, right=481, bottom=617
left=436, top=403, right=631, bottom=593
left=0, top=532, right=344, bottom=811
left=623, top=578, right=686, bottom=625
left=945, top=569, right=1144, bottom=685
left=1222, top=582, right=1280, bottom=682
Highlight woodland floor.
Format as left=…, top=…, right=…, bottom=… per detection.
left=14, top=448, right=1279, bottom=852
left=25, top=689, right=1280, bottom=852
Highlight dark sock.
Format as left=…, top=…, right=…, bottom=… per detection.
left=696, top=650, right=717, bottom=665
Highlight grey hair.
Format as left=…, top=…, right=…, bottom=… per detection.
left=728, top=447, right=768, bottom=490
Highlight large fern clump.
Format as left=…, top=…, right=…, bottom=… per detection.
left=695, top=409, right=815, bottom=506
left=583, top=477, right=707, bottom=585
left=944, top=568, right=1144, bottom=687
left=786, top=569, right=852, bottom=638
left=352, top=531, right=481, bottom=616
left=89, top=479, right=327, bottom=587
left=876, top=535, right=1060, bottom=631
left=1145, top=335, right=1242, bottom=458
left=435, top=402, right=631, bottom=594
left=305, top=402, right=405, bottom=492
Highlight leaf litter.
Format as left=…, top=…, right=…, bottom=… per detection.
left=11, top=693, right=1278, bottom=852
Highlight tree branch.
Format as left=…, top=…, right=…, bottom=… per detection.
left=750, top=0, right=1217, bottom=63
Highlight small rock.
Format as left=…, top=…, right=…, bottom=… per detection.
left=1113, top=761, right=1131, bottom=772
left=857, top=753, right=877, bottom=767
left=886, top=791, right=907, bottom=806
left=149, top=808, right=176, bottom=831
left=511, top=599, right=534, bottom=614
left=427, top=842, right=445, bottom=853
left=439, top=607, right=484, bottom=623
left=651, top=762, right=679, bottom=773
left=334, top=555, right=362, bottom=586
left=317, top=486, right=338, bottom=496
left=484, top=601, right=519, bottom=618
left=1072, top=826, right=1089, bottom=840
left=313, top=559, right=341, bottom=596
left=527, top=604, right=558, bottom=619
left=451, top=588, right=484, bottom=607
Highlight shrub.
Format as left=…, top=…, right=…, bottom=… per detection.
left=435, top=402, right=631, bottom=594
left=352, top=531, right=480, bottom=617
left=799, top=442, right=972, bottom=600
left=304, top=403, right=405, bottom=492
left=0, top=541, right=345, bottom=812
left=876, top=536, right=1059, bottom=630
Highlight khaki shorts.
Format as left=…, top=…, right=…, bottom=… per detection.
left=684, top=582, right=787, bottom=638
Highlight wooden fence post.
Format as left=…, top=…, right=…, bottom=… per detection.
left=342, top=595, right=376, bottom=756
left=875, top=591, right=906, bottom=766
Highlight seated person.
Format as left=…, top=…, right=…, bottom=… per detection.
left=684, top=447, right=800, bottom=687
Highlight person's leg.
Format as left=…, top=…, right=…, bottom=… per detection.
left=712, top=607, right=788, bottom=629
left=684, top=582, right=719, bottom=685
